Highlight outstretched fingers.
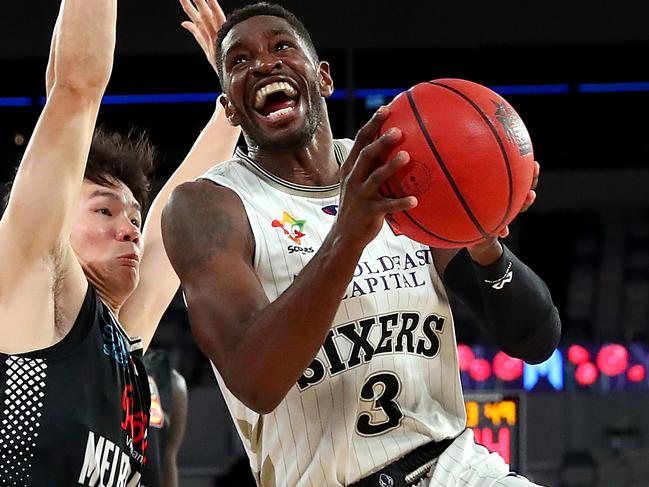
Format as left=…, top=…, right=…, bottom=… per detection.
left=193, top=0, right=218, bottom=37
left=181, top=20, right=205, bottom=46
left=179, top=0, right=201, bottom=25
left=206, top=0, right=226, bottom=27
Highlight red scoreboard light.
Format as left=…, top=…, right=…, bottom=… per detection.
left=459, top=343, right=649, bottom=392
left=464, top=394, right=524, bottom=472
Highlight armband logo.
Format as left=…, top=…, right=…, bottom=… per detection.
left=484, top=262, right=513, bottom=290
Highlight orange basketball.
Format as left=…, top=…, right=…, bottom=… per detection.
left=379, top=79, right=535, bottom=248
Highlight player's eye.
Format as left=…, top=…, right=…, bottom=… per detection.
left=232, top=55, right=247, bottom=66
left=97, top=208, right=112, bottom=216
left=130, top=218, right=140, bottom=228
left=276, top=41, right=293, bottom=51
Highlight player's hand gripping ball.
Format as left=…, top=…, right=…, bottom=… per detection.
left=379, top=79, right=535, bottom=248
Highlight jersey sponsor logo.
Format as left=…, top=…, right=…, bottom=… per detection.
left=78, top=431, right=141, bottom=487
left=321, top=204, right=338, bottom=216
left=287, top=244, right=315, bottom=255
left=102, top=322, right=129, bottom=366
left=148, top=376, right=164, bottom=429
left=271, top=211, right=306, bottom=245
left=297, top=311, right=447, bottom=392
left=343, top=249, right=433, bottom=299
left=121, top=385, right=148, bottom=465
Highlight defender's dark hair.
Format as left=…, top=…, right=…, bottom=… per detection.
left=85, top=127, right=155, bottom=213
left=2, top=127, right=155, bottom=216
left=215, top=2, right=318, bottom=81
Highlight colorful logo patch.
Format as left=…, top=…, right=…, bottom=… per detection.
left=272, top=211, right=306, bottom=245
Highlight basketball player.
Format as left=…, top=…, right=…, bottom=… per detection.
left=0, top=0, right=238, bottom=484
left=162, top=3, right=561, bottom=486
left=142, top=349, right=188, bottom=487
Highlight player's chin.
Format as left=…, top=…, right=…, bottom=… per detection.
left=115, top=265, right=140, bottom=290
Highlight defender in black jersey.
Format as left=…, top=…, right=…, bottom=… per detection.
left=0, top=0, right=152, bottom=484
left=0, top=286, right=150, bottom=485
left=0, top=0, right=239, bottom=485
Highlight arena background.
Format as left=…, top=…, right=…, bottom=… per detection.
left=1, top=0, right=648, bottom=485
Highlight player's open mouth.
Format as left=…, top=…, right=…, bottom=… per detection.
left=253, top=81, right=300, bottom=122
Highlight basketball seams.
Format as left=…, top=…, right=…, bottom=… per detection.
left=406, top=88, right=490, bottom=238
left=382, top=179, right=484, bottom=245
left=428, top=81, right=515, bottom=233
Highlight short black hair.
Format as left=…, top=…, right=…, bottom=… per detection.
left=85, top=127, right=155, bottom=214
left=2, top=127, right=155, bottom=216
left=215, top=2, right=318, bottom=81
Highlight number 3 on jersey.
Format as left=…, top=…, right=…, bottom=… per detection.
left=356, top=372, right=404, bottom=436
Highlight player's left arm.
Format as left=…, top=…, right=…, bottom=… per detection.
left=162, top=370, right=188, bottom=487
left=433, top=161, right=561, bottom=364
left=119, top=0, right=240, bottom=350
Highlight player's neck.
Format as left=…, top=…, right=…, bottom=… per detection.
left=249, top=121, right=339, bottom=187
left=87, top=274, right=130, bottom=317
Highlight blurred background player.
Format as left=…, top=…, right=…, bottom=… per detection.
left=162, top=2, right=560, bottom=486
left=142, top=349, right=189, bottom=487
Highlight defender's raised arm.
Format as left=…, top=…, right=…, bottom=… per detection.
left=0, top=0, right=116, bottom=352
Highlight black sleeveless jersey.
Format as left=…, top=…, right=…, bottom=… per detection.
left=0, top=284, right=151, bottom=486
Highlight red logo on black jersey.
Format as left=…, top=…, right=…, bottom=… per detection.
left=121, top=385, right=149, bottom=464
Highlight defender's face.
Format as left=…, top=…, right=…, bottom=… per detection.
left=220, top=15, right=333, bottom=151
left=69, top=180, right=143, bottom=297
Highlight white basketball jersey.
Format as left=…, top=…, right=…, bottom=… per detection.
left=202, top=140, right=466, bottom=487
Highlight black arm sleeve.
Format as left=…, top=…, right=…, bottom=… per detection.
left=442, top=244, right=561, bottom=364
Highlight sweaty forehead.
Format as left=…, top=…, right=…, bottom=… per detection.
left=223, top=15, right=299, bottom=53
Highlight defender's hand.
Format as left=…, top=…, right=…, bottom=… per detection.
left=179, top=0, right=226, bottom=73
left=334, top=107, right=418, bottom=252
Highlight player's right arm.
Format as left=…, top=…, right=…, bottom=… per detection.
left=162, top=108, right=416, bottom=414
left=0, top=0, right=116, bottom=353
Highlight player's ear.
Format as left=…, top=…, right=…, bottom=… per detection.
left=220, top=94, right=242, bottom=127
left=318, top=61, right=334, bottom=98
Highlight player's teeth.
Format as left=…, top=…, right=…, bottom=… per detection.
left=267, top=106, right=295, bottom=121
left=254, top=82, right=298, bottom=110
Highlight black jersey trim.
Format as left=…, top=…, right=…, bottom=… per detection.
left=103, top=304, right=144, bottom=353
